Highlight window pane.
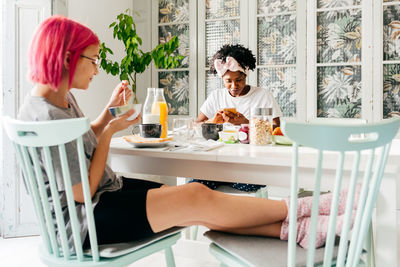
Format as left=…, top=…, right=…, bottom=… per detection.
left=383, top=4, right=400, bottom=61
left=159, top=0, right=189, bottom=24
left=206, top=70, right=224, bottom=98
left=317, top=9, right=361, bottom=64
left=258, top=0, right=296, bottom=14
left=206, top=0, right=240, bottom=20
left=317, top=66, right=361, bottom=118
left=317, top=0, right=360, bottom=9
left=159, top=24, right=190, bottom=68
left=383, top=64, right=400, bottom=118
left=258, top=67, right=296, bottom=117
left=205, top=19, right=240, bottom=66
left=258, top=15, right=296, bottom=65
left=158, top=71, right=190, bottom=115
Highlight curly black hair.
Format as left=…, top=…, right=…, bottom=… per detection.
left=209, top=44, right=256, bottom=75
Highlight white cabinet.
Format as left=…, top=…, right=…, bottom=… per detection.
left=152, top=0, right=400, bottom=123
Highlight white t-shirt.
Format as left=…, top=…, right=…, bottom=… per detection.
left=200, top=86, right=283, bottom=119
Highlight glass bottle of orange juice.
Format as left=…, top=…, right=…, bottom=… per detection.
left=152, top=88, right=168, bottom=138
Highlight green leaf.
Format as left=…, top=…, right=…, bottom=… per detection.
left=101, top=59, right=107, bottom=70
left=106, top=64, right=112, bottom=73
left=120, top=72, right=129, bottom=81
left=102, top=9, right=184, bottom=87
left=106, top=48, right=114, bottom=55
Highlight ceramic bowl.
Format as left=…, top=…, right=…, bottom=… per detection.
left=201, top=123, right=223, bottom=140
left=108, top=103, right=142, bottom=121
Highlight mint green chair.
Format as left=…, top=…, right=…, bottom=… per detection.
left=2, top=117, right=181, bottom=266
left=205, top=118, right=400, bottom=267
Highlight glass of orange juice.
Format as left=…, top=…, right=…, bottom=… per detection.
left=152, top=89, right=168, bottom=138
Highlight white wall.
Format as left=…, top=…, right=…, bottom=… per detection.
left=0, top=0, right=4, bottom=237
left=68, top=0, right=152, bottom=136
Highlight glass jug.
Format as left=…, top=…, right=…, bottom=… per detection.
left=152, top=88, right=168, bottom=138
left=142, top=88, right=160, bottom=124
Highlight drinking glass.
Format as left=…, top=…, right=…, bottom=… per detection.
left=173, top=118, right=193, bottom=143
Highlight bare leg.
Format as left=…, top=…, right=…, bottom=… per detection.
left=179, top=221, right=282, bottom=238
left=146, top=183, right=287, bottom=233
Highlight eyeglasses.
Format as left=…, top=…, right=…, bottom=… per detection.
left=80, top=55, right=101, bottom=68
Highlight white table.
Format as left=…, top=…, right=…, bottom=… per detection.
left=109, top=138, right=400, bottom=266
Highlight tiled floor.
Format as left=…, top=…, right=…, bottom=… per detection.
left=0, top=227, right=219, bottom=267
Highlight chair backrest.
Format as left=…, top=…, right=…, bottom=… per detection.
left=282, top=118, right=400, bottom=267
left=2, top=116, right=101, bottom=262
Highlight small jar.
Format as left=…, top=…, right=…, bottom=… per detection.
left=249, top=108, right=272, bottom=145
left=238, top=124, right=249, bottom=144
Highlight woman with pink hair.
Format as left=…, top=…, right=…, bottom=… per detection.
left=19, top=15, right=350, bottom=251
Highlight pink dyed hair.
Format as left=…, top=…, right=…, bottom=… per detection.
left=28, top=15, right=99, bottom=90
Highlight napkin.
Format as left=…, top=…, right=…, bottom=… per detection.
left=187, top=139, right=224, bottom=151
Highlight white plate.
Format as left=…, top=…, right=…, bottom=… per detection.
left=125, top=140, right=170, bottom=148
left=272, top=135, right=292, bottom=145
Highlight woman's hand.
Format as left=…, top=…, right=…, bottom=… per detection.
left=221, top=111, right=249, bottom=125
left=107, top=80, right=132, bottom=108
left=105, top=109, right=140, bottom=134
left=207, top=111, right=224, bottom=123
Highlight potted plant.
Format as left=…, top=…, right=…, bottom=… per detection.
left=99, top=9, right=184, bottom=103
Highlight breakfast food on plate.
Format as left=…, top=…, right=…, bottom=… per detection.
left=272, top=126, right=283, bottom=136
left=123, top=135, right=172, bottom=143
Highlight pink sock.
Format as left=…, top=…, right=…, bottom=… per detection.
left=280, top=213, right=356, bottom=249
left=283, top=184, right=361, bottom=222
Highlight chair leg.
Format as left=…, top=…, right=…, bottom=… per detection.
left=191, top=225, right=199, bottom=240
left=365, top=223, right=375, bottom=267
left=255, top=186, right=268, bottom=199
left=164, top=247, right=176, bottom=267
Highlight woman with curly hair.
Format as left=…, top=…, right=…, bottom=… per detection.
left=193, top=44, right=283, bottom=192
left=196, top=44, right=282, bottom=126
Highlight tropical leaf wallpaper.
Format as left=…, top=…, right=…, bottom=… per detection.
left=159, top=0, right=189, bottom=24
left=158, top=71, right=190, bottom=115
left=158, top=0, right=190, bottom=115
left=317, top=9, right=361, bottom=64
left=383, top=4, right=400, bottom=118
left=258, top=15, right=296, bottom=65
left=258, top=67, right=296, bottom=117
left=206, top=0, right=240, bottom=19
left=157, top=0, right=400, bottom=119
left=159, top=25, right=190, bottom=67
left=384, top=5, right=400, bottom=61
left=206, top=71, right=224, bottom=98
left=257, top=1, right=297, bottom=117
left=317, top=0, right=360, bottom=9
left=205, top=19, right=240, bottom=66
left=317, top=66, right=361, bottom=118
left=258, top=0, right=296, bottom=14
left=204, top=0, right=241, bottom=97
